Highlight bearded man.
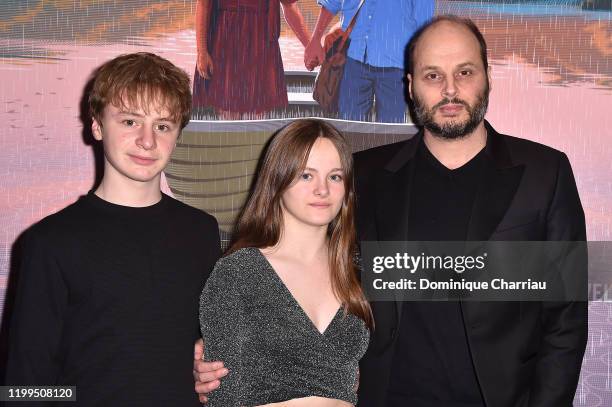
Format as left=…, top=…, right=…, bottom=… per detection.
left=353, top=15, right=587, bottom=407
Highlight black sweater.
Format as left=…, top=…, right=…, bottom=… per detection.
left=5, top=192, right=220, bottom=406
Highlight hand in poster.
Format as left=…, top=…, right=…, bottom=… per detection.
left=304, top=38, right=325, bottom=71
left=304, top=28, right=345, bottom=71
left=196, top=49, right=214, bottom=79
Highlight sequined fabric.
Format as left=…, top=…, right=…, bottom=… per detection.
left=200, top=247, right=370, bottom=406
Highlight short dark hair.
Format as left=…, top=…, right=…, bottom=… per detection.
left=406, top=15, right=489, bottom=76
left=89, top=52, right=192, bottom=129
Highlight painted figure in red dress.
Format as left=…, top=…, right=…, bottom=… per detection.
left=193, top=0, right=311, bottom=119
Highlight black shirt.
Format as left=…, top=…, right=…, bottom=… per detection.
left=6, top=192, right=220, bottom=406
left=387, top=140, right=486, bottom=407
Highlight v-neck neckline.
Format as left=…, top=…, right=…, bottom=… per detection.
left=252, top=248, right=343, bottom=336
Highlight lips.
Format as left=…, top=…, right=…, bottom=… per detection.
left=437, top=104, right=464, bottom=115
left=128, top=154, right=157, bottom=165
left=309, top=202, right=332, bottom=208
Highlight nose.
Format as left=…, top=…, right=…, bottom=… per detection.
left=135, top=126, right=157, bottom=150
left=314, top=177, right=330, bottom=198
left=442, top=77, right=458, bottom=99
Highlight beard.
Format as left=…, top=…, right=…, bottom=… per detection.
left=412, top=83, right=489, bottom=140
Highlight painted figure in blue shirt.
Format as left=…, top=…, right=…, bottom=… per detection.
left=305, top=0, right=434, bottom=123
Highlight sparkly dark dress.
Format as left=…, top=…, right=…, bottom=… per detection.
left=199, top=247, right=370, bottom=406
left=193, top=0, right=295, bottom=114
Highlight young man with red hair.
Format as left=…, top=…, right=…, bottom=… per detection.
left=6, top=52, right=220, bottom=406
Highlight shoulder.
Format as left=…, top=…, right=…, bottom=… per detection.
left=201, top=249, right=261, bottom=307
left=164, top=194, right=217, bottom=222
left=502, top=133, right=568, bottom=165
left=215, top=248, right=261, bottom=273
left=164, top=195, right=219, bottom=229
left=485, top=120, right=567, bottom=166
left=353, top=139, right=416, bottom=196
left=24, top=196, right=89, bottom=244
left=496, top=133, right=575, bottom=188
left=208, top=248, right=260, bottom=284
left=353, top=140, right=410, bottom=171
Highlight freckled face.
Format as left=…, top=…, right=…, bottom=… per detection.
left=408, top=21, right=491, bottom=139
left=91, top=102, right=180, bottom=186
left=281, top=138, right=345, bottom=229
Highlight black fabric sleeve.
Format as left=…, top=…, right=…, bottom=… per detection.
left=5, top=227, right=68, bottom=385
left=199, top=256, right=242, bottom=406
left=203, top=215, right=222, bottom=282
left=530, top=153, right=588, bottom=407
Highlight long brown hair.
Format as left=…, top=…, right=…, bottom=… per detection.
left=230, top=119, right=373, bottom=329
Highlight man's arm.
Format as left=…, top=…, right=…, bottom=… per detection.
left=412, top=0, right=435, bottom=29
left=530, top=153, right=588, bottom=406
left=5, top=228, right=68, bottom=384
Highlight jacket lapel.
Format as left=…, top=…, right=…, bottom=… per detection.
left=371, top=134, right=420, bottom=348
left=462, top=122, right=525, bottom=345
left=375, top=151, right=417, bottom=242
left=466, top=121, right=525, bottom=242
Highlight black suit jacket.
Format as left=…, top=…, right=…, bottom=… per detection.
left=354, top=121, right=587, bottom=407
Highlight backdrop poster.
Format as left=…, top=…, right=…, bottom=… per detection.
left=1, top=1, right=610, bottom=404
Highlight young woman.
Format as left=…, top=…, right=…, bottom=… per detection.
left=199, top=119, right=372, bottom=406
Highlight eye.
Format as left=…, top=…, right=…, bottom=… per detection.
left=425, top=72, right=441, bottom=81
left=300, top=172, right=313, bottom=181
left=155, top=123, right=172, bottom=132
left=122, top=119, right=137, bottom=127
left=329, top=173, right=343, bottom=182
left=457, top=69, right=473, bottom=77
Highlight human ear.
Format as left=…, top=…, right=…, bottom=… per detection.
left=92, top=118, right=103, bottom=141
left=407, top=74, right=413, bottom=100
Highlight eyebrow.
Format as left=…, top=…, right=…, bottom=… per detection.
left=457, top=62, right=478, bottom=69
left=419, top=62, right=478, bottom=72
left=117, top=110, right=144, bottom=117
left=304, top=167, right=344, bottom=172
left=117, top=111, right=176, bottom=122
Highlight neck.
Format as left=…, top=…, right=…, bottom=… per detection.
left=270, top=218, right=329, bottom=262
left=95, top=168, right=162, bottom=207
left=423, top=121, right=487, bottom=170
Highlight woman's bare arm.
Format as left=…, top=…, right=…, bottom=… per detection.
left=195, top=0, right=214, bottom=78
left=282, top=2, right=311, bottom=47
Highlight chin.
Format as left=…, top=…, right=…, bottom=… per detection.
left=303, top=217, right=336, bottom=228
left=436, top=114, right=468, bottom=125
left=124, top=170, right=162, bottom=183
left=436, top=117, right=470, bottom=129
